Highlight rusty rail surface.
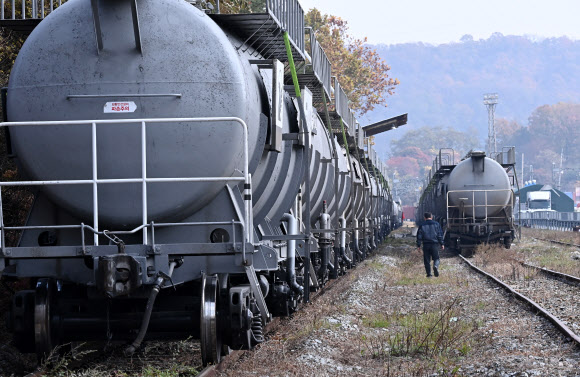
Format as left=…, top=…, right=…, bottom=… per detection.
left=459, top=255, right=580, bottom=346
left=521, top=262, right=580, bottom=285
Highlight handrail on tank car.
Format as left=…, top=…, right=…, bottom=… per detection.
left=446, top=189, right=514, bottom=225
left=0, top=117, right=252, bottom=260
left=438, top=148, right=455, bottom=167
left=1, top=0, right=64, bottom=20
left=305, top=27, right=332, bottom=100
left=266, top=0, right=305, bottom=55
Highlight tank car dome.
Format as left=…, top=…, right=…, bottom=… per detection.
left=7, top=0, right=264, bottom=227
left=447, top=153, right=511, bottom=219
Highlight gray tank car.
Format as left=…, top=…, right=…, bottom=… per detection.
left=0, top=0, right=395, bottom=365
left=417, top=149, right=516, bottom=255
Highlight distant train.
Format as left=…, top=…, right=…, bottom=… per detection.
left=417, top=148, right=517, bottom=255
left=0, top=0, right=399, bottom=365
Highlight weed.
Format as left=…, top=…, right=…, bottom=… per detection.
left=286, top=317, right=331, bottom=341
left=363, top=313, right=391, bottom=329
left=142, top=364, right=199, bottom=377
left=359, top=298, right=481, bottom=363
left=38, top=343, right=97, bottom=377
left=369, top=260, right=386, bottom=270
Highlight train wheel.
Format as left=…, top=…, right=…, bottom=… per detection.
left=200, top=274, right=223, bottom=366
left=35, top=278, right=56, bottom=361
left=504, top=237, right=512, bottom=249
left=460, top=248, right=475, bottom=258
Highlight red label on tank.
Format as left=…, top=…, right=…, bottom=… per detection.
left=104, top=101, right=137, bottom=113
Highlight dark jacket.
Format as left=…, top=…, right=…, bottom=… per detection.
left=416, top=219, right=444, bottom=247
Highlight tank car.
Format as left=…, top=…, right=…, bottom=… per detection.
left=417, top=149, right=516, bottom=255
left=0, top=0, right=394, bottom=364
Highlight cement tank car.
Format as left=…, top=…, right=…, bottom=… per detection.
left=417, top=149, right=516, bottom=255
left=0, top=0, right=398, bottom=364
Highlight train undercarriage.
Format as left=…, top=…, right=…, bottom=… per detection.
left=6, top=221, right=388, bottom=364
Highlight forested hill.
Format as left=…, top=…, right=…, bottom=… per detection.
left=366, top=33, right=580, bottom=146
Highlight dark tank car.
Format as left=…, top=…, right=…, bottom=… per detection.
left=417, top=148, right=517, bottom=256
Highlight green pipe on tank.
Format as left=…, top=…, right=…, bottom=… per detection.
left=283, top=31, right=302, bottom=98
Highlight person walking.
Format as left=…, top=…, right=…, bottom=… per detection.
left=416, top=212, right=444, bottom=277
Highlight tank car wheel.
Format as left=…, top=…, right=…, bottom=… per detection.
left=460, top=247, right=475, bottom=258
left=200, top=274, right=224, bottom=366
left=503, top=237, right=512, bottom=249
left=35, top=278, right=56, bottom=361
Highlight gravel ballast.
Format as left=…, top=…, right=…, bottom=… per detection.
left=217, top=229, right=580, bottom=376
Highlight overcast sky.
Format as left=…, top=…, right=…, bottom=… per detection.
left=298, top=0, right=580, bottom=45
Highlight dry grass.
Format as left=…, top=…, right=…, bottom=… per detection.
left=33, top=340, right=202, bottom=377
left=523, top=227, right=580, bottom=245
left=360, top=298, right=482, bottom=359
left=214, top=233, right=496, bottom=376
left=4, top=227, right=580, bottom=376
left=518, top=228, right=580, bottom=277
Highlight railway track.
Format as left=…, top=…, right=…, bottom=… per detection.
left=459, top=255, right=580, bottom=346
left=522, top=262, right=580, bottom=286
left=533, top=237, right=580, bottom=248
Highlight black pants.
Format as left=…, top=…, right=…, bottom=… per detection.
left=422, top=243, right=440, bottom=276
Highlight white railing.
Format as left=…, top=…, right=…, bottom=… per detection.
left=266, top=0, right=304, bottom=54
left=1, top=0, right=65, bottom=20
left=0, top=117, right=252, bottom=254
left=446, top=189, right=514, bottom=224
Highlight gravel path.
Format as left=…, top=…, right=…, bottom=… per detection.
left=217, top=231, right=580, bottom=376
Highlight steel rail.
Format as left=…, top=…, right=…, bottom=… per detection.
left=459, top=255, right=580, bottom=345
left=521, top=262, right=580, bottom=285
left=533, top=237, right=580, bottom=248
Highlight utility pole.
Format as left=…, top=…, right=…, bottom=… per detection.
left=558, top=148, right=564, bottom=190
left=483, top=93, right=499, bottom=156
left=521, top=153, right=524, bottom=186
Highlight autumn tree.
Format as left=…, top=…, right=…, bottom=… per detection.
left=495, top=118, right=524, bottom=146
left=527, top=103, right=580, bottom=162
left=305, top=8, right=399, bottom=115
left=389, top=126, right=480, bottom=158
left=216, top=0, right=265, bottom=13
left=386, top=126, right=480, bottom=204
left=517, top=103, right=580, bottom=190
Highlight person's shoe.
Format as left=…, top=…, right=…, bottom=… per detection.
left=426, top=274, right=432, bottom=278
left=434, top=267, right=439, bottom=277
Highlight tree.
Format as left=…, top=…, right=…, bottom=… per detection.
left=386, top=126, right=481, bottom=205
left=217, top=0, right=265, bottom=13
left=495, top=118, right=523, bottom=146
left=0, top=29, right=24, bottom=87
left=389, top=126, right=481, bottom=158
left=305, top=8, right=399, bottom=116
left=527, top=103, right=580, bottom=161
left=522, top=103, right=580, bottom=190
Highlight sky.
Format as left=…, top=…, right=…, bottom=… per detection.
left=297, top=0, right=580, bottom=45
